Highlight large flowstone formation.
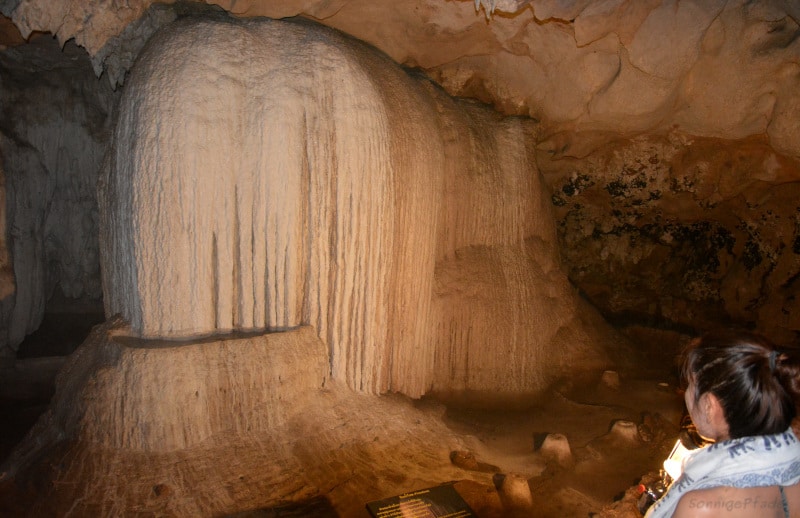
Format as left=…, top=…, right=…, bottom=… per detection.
left=0, top=320, right=487, bottom=516
left=0, top=16, right=643, bottom=516
left=0, top=11, right=696, bottom=518
left=101, top=14, right=623, bottom=401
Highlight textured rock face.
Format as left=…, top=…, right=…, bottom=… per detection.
left=102, top=14, right=619, bottom=400
left=3, top=1, right=800, bottom=157
left=1, top=0, right=799, bottom=356
left=0, top=36, right=116, bottom=357
left=0, top=159, right=14, bottom=358
left=0, top=321, right=482, bottom=516
left=539, top=133, right=800, bottom=346
left=0, top=318, right=683, bottom=517
left=70, top=324, right=331, bottom=452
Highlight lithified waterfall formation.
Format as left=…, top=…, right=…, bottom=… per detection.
left=101, top=14, right=621, bottom=401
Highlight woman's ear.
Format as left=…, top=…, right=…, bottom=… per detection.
left=699, top=392, right=730, bottom=441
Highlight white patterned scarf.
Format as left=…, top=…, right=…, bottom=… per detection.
left=645, top=427, right=800, bottom=518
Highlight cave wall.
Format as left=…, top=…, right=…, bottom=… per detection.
left=0, top=156, right=13, bottom=359
left=0, top=36, right=116, bottom=357
left=539, top=133, right=800, bottom=346
left=3, top=1, right=800, bottom=156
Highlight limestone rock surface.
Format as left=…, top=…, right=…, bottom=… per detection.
left=101, top=14, right=623, bottom=400
left=2, top=0, right=800, bottom=157
left=0, top=36, right=115, bottom=357
left=0, top=321, right=479, bottom=516
left=0, top=320, right=683, bottom=517
left=539, top=132, right=800, bottom=347
left=2, top=1, right=800, bottom=357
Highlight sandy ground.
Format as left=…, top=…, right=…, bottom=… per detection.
left=438, top=371, right=685, bottom=517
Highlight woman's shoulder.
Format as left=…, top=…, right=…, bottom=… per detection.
left=672, top=483, right=799, bottom=517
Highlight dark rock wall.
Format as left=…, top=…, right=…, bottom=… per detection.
left=0, top=36, right=116, bottom=357
left=539, top=133, right=800, bottom=349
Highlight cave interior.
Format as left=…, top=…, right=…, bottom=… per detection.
left=0, top=1, right=799, bottom=517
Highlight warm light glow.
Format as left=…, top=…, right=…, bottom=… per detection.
left=663, top=439, right=692, bottom=481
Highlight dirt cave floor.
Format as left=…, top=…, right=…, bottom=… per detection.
left=0, top=324, right=685, bottom=518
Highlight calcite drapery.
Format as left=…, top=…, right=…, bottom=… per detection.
left=102, top=14, right=621, bottom=399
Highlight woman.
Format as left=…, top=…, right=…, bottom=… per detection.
left=646, top=331, right=800, bottom=517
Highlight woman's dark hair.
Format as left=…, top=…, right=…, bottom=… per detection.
left=681, top=330, right=800, bottom=439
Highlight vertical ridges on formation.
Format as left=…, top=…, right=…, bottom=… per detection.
left=102, top=15, right=620, bottom=401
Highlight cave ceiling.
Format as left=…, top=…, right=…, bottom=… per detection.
left=1, top=0, right=800, bottom=161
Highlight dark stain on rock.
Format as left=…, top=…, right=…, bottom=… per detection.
left=605, top=180, right=627, bottom=197
left=561, top=173, right=594, bottom=197
left=630, top=175, right=647, bottom=189
left=552, top=193, right=566, bottom=207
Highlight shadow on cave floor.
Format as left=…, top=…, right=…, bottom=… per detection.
left=15, top=311, right=105, bottom=359
left=0, top=311, right=104, bottom=464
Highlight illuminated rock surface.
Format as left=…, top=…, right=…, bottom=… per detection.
left=101, top=14, right=621, bottom=399
left=0, top=2, right=798, bottom=516
left=4, top=1, right=800, bottom=155
left=2, top=1, right=799, bottom=356
left=0, top=320, right=683, bottom=517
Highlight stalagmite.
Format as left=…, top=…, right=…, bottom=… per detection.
left=493, top=472, right=534, bottom=514
left=538, top=432, right=574, bottom=468
left=608, top=419, right=642, bottom=444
